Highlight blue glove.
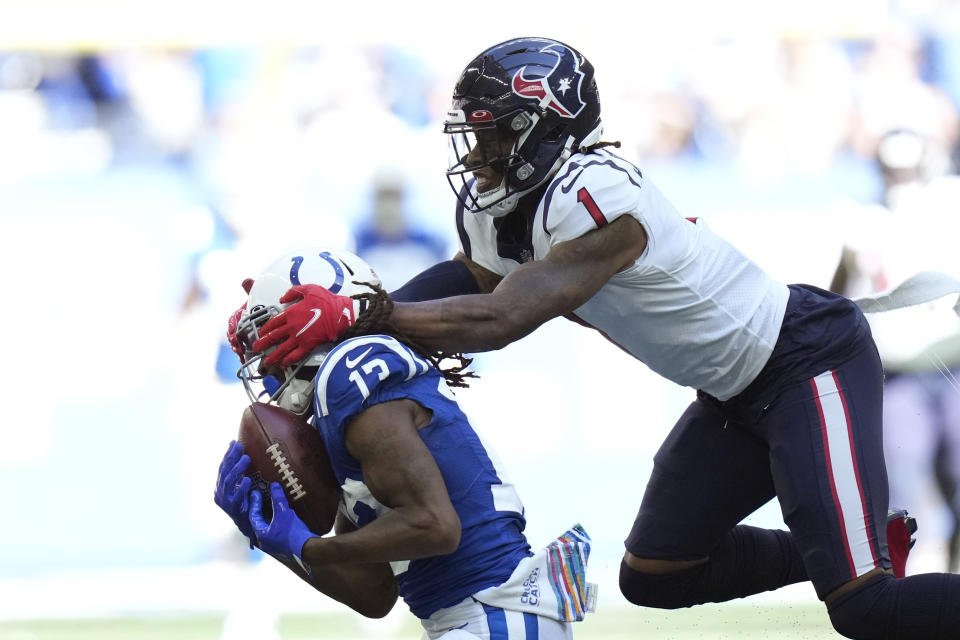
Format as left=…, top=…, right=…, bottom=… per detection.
left=214, top=440, right=255, bottom=548
left=249, top=482, right=317, bottom=576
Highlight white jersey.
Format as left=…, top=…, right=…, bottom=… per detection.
left=457, top=149, right=789, bottom=400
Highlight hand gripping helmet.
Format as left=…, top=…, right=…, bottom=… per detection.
left=445, top=37, right=603, bottom=217
left=236, top=248, right=380, bottom=415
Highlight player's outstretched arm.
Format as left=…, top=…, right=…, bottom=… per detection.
left=254, top=254, right=498, bottom=368
left=300, top=398, right=461, bottom=565
left=393, top=214, right=647, bottom=353
left=249, top=484, right=399, bottom=617
left=253, top=215, right=645, bottom=366
left=279, top=512, right=399, bottom=618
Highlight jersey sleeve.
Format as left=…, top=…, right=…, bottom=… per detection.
left=541, top=153, right=645, bottom=246
left=313, top=335, right=435, bottom=436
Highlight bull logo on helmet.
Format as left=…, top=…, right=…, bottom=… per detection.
left=511, top=43, right=586, bottom=119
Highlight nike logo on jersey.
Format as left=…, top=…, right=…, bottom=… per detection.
left=345, top=346, right=373, bottom=368
left=295, top=308, right=324, bottom=337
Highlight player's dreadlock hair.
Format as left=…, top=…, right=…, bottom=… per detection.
left=339, top=282, right=478, bottom=388
left=581, top=140, right=621, bottom=153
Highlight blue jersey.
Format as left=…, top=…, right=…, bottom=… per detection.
left=311, top=335, right=531, bottom=618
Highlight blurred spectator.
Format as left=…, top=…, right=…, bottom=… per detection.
left=849, top=23, right=959, bottom=167
left=352, top=165, right=448, bottom=292
left=379, top=47, right=435, bottom=129
left=688, top=37, right=784, bottom=167
left=832, top=127, right=960, bottom=573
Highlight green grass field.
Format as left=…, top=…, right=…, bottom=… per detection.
left=0, top=603, right=841, bottom=639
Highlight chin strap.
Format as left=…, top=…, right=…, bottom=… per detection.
left=476, top=142, right=572, bottom=217
left=482, top=192, right=520, bottom=217
left=278, top=377, right=314, bottom=414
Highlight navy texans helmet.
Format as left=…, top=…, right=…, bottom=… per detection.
left=444, top=37, right=603, bottom=217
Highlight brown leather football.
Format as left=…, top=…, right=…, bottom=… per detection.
left=238, top=402, right=339, bottom=536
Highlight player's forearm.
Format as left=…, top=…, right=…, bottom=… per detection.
left=302, top=507, right=460, bottom=566
left=391, top=230, right=636, bottom=353
left=280, top=558, right=397, bottom=618
left=391, top=217, right=645, bottom=352
left=390, top=261, right=580, bottom=352
left=399, top=289, right=579, bottom=355
left=391, top=295, right=524, bottom=352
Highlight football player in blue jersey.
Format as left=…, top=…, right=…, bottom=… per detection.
left=215, top=248, right=594, bottom=639
left=242, top=39, right=960, bottom=638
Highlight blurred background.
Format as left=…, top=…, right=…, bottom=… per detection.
left=2, top=0, right=959, bottom=638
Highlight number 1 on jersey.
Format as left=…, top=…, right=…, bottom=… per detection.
left=577, top=187, right=608, bottom=227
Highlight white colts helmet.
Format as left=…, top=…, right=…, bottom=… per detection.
left=236, top=248, right=381, bottom=415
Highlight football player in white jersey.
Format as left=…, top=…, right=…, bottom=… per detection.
left=242, top=39, right=960, bottom=639
left=215, top=249, right=594, bottom=640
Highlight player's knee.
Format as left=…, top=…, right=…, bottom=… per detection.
left=826, top=573, right=895, bottom=639
left=618, top=558, right=703, bottom=609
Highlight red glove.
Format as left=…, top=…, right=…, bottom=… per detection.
left=253, top=284, right=360, bottom=368
left=226, top=278, right=255, bottom=359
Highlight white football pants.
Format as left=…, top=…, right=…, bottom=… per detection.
left=421, top=596, right=574, bottom=640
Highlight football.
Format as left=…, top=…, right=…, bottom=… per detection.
left=238, top=402, right=339, bottom=536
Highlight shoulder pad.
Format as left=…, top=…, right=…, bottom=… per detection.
left=314, top=336, right=432, bottom=419
left=541, top=152, right=644, bottom=244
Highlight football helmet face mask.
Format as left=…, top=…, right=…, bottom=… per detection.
left=445, top=37, right=603, bottom=217
left=236, top=248, right=380, bottom=415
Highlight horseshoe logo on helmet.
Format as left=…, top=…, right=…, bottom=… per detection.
left=289, top=252, right=345, bottom=293
left=511, top=44, right=586, bottom=119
